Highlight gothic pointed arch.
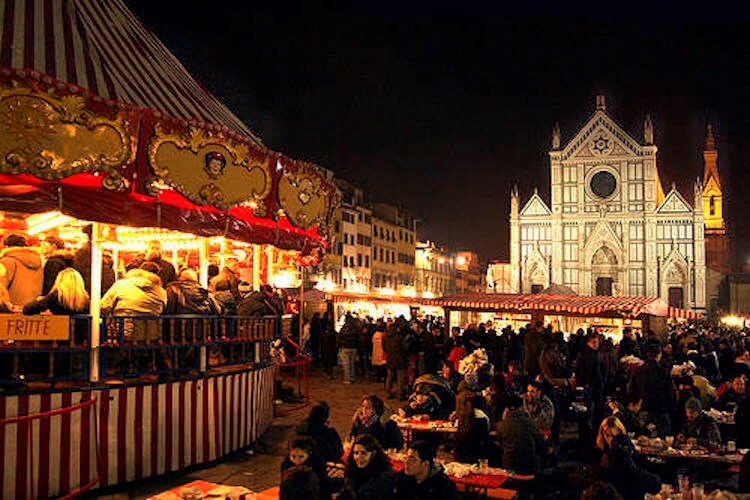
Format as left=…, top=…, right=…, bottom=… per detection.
left=661, top=247, right=690, bottom=307
left=583, top=220, right=623, bottom=263
left=523, top=245, right=550, bottom=293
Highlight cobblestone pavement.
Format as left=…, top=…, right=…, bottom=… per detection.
left=91, top=366, right=388, bottom=499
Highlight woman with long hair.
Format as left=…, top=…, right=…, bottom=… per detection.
left=453, top=389, right=490, bottom=464
left=339, top=433, right=395, bottom=500
left=595, top=416, right=660, bottom=499
left=23, top=267, right=89, bottom=315
left=349, top=394, right=403, bottom=451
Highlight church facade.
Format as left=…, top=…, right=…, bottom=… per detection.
left=508, top=96, right=724, bottom=312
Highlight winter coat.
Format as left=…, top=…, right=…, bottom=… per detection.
left=340, top=463, right=395, bottom=500
left=384, top=330, right=407, bottom=369
left=523, top=327, right=545, bottom=376
left=146, top=256, right=176, bottom=290
left=454, top=409, right=490, bottom=464
left=0, top=247, right=43, bottom=306
left=599, top=434, right=661, bottom=499
left=210, top=267, right=240, bottom=300
left=682, top=411, right=721, bottom=447
left=395, top=463, right=458, bottom=500
left=338, top=318, right=361, bottom=349
left=495, top=408, right=544, bottom=474
left=164, top=280, right=219, bottom=315
left=42, top=251, right=74, bottom=295
left=632, top=359, right=675, bottom=414
left=72, top=244, right=115, bottom=295
left=296, top=419, right=344, bottom=463
left=522, top=394, right=555, bottom=432
left=575, top=346, right=604, bottom=397
left=350, top=411, right=403, bottom=451
left=23, top=290, right=88, bottom=316
left=100, top=271, right=166, bottom=316
left=236, top=291, right=283, bottom=317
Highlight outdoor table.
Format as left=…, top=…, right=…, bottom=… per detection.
left=388, top=454, right=509, bottom=498
left=393, top=417, right=457, bottom=443
left=147, top=479, right=257, bottom=499
left=633, top=442, right=745, bottom=466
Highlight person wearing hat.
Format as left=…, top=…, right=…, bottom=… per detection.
left=679, top=397, right=721, bottom=448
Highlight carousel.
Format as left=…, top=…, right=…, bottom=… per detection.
left=0, top=0, right=339, bottom=497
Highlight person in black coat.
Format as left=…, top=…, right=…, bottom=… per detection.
left=631, top=340, right=676, bottom=436
left=453, top=389, right=491, bottom=464
left=575, top=331, right=605, bottom=450
left=596, top=416, right=661, bottom=499
left=40, top=236, right=74, bottom=295
left=395, top=440, right=458, bottom=500
left=349, top=394, right=403, bottom=451
left=280, top=437, right=328, bottom=498
left=339, top=433, right=395, bottom=500
left=163, top=270, right=220, bottom=315
left=296, top=402, right=344, bottom=463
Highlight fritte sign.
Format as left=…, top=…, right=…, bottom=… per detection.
left=0, top=314, right=70, bottom=341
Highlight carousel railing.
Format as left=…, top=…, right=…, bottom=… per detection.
left=0, top=315, right=92, bottom=388
left=0, top=314, right=283, bottom=388
left=99, top=314, right=283, bottom=380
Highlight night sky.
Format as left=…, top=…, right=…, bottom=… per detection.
left=125, top=1, right=750, bottom=264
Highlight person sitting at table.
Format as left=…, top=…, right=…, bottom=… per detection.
left=395, top=440, right=458, bottom=500
left=280, top=437, right=328, bottom=498
left=397, top=385, right=441, bottom=420
left=495, top=395, right=545, bottom=475
left=350, top=394, right=403, bottom=451
left=679, top=397, right=721, bottom=448
left=453, top=389, right=490, bottom=464
left=296, top=402, right=343, bottom=463
left=580, top=480, right=624, bottom=500
left=672, top=375, right=703, bottom=434
left=280, top=465, right=320, bottom=500
left=339, top=433, right=395, bottom=500
left=522, top=381, right=555, bottom=435
left=607, top=393, right=649, bottom=437
left=595, top=416, right=661, bottom=499
left=714, top=372, right=747, bottom=413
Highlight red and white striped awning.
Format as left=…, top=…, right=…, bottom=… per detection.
left=0, top=0, right=262, bottom=145
left=424, top=293, right=703, bottom=319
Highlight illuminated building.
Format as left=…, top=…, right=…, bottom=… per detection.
left=509, top=96, right=708, bottom=312
left=454, top=251, right=484, bottom=293
left=415, top=241, right=455, bottom=297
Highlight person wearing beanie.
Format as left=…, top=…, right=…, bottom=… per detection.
left=679, top=397, right=721, bottom=448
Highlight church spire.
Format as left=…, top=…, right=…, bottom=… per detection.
left=702, top=122, right=724, bottom=233
left=596, top=95, right=606, bottom=111
left=644, top=114, right=653, bottom=145
left=551, top=122, right=561, bottom=150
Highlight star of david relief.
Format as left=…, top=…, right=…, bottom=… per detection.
left=588, top=133, right=613, bottom=157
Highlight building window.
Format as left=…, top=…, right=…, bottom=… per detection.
left=563, top=243, right=578, bottom=261
left=628, top=269, right=645, bottom=296
left=365, top=256, right=369, bottom=268
left=710, top=195, right=716, bottom=216
left=629, top=243, right=644, bottom=262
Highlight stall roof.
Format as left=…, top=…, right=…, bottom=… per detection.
left=0, top=0, right=339, bottom=258
left=424, top=292, right=702, bottom=319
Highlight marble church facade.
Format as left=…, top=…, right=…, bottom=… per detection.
left=508, top=96, right=720, bottom=312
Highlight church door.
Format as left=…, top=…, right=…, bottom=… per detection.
left=596, top=277, right=613, bottom=296
left=531, top=284, right=544, bottom=294
left=668, top=287, right=684, bottom=309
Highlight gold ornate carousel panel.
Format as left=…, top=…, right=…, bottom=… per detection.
left=0, top=88, right=134, bottom=190
left=149, top=126, right=271, bottom=210
left=278, top=170, right=331, bottom=230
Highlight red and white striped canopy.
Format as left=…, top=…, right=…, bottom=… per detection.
left=0, top=0, right=263, bottom=145
left=425, top=293, right=702, bottom=319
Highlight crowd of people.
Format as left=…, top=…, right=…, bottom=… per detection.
left=280, top=312, right=750, bottom=499
left=0, top=232, right=291, bottom=382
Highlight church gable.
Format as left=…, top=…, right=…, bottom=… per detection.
left=584, top=220, right=623, bottom=254
left=657, top=188, right=693, bottom=214
left=520, top=192, right=552, bottom=217
left=703, top=174, right=721, bottom=196
left=561, top=112, right=643, bottom=161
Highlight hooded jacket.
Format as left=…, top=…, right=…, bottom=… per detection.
left=0, top=247, right=43, bottom=306
left=100, top=270, right=166, bottom=316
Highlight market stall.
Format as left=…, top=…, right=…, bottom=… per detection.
left=425, top=292, right=703, bottom=341
left=0, top=0, right=339, bottom=497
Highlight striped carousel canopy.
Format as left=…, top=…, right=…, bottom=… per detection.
left=0, top=0, right=339, bottom=257
left=0, top=0, right=262, bottom=145
left=425, top=293, right=702, bottom=319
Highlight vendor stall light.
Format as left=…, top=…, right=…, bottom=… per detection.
left=400, top=287, right=416, bottom=298
left=350, top=283, right=368, bottom=293
left=377, top=287, right=395, bottom=296
left=26, top=211, right=76, bottom=235
left=271, top=269, right=300, bottom=289
left=721, top=315, right=745, bottom=327
left=422, top=291, right=436, bottom=299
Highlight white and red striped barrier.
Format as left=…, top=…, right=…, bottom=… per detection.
left=0, top=366, right=275, bottom=499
